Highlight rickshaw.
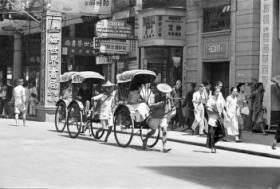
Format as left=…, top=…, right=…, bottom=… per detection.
left=113, top=69, right=161, bottom=148
left=55, top=71, right=77, bottom=132
left=66, top=71, right=105, bottom=138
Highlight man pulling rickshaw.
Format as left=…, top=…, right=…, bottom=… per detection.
left=143, top=83, right=175, bottom=153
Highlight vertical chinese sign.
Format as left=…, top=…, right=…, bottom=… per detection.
left=40, top=11, right=62, bottom=107
left=259, top=0, right=273, bottom=126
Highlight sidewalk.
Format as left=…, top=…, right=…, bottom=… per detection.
left=1, top=118, right=280, bottom=159
left=167, top=129, right=280, bottom=159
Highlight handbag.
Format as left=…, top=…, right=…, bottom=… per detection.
left=223, top=116, right=232, bottom=128
left=241, top=106, right=250, bottom=115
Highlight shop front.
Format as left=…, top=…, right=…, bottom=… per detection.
left=138, top=8, right=185, bottom=86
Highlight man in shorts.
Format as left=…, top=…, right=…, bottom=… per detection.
left=13, top=79, right=27, bottom=126
left=143, top=83, right=173, bottom=153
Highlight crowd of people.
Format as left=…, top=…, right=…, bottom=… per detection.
left=170, top=79, right=280, bottom=152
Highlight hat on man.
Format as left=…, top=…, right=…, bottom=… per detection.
left=157, top=83, right=172, bottom=93
left=102, top=80, right=115, bottom=87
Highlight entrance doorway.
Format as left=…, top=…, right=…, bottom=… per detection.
left=203, top=62, right=230, bottom=97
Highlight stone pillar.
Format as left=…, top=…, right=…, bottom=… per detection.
left=13, top=34, right=22, bottom=81
left=37, top=10, right=62, bottom=122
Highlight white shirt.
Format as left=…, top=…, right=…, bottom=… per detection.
left=13, top=85, right=26, bottom=106
left=192, top=91, right=204, bottom=110
left=206, top=95, right=219, bottom=127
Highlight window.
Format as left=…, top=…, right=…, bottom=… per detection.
left=203, top=4, right=231, bottom=32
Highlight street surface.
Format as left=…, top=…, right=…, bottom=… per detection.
left=0, top=119, right=280, bottom=189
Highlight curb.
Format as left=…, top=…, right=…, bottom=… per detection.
left=168, top=137, right=280, bottom=160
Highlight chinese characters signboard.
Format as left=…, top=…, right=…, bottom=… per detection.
left=96, top=19, right=132, bottom=38
left=50, top=0, right=112, bottom=15
left=259, top=0, right=273, bottom=125
left=40, top=12, right=62, bottom=107
left=143, top=15, right=185, bottom=41
left=62, top=38, right=96, bottom=56
left=93, top=38, right=128, bottom=54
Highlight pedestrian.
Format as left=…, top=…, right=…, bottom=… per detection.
left=225, top=87, right=242, bottom=142
left=191, top=83, right=206, bottom=136
left=92, top=80, right=116, bottom=142
left=0, top=83, right=4, bottom=117
left=202, top=81, right=212, bottom=134
left=27, top=82, right=38, bottom=116
left=13, top=78, right=27, bottom=126
left=206, top=89, right=225, bottom=153
left=215, top=81, right=227, bottom=141
left=250, top=83, right=267, bottom=135
left=271, top=76, right=280, bottom=150
left=171, top=80, right=184, bottom=129
left=182, top=83, right=196, bottom=129
left=237, top=83, right=249, bottom=139
left=143, top=83, right=173, bottom=153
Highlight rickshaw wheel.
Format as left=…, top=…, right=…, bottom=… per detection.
left=66, top=102, right=83, bottom=138
left=55, top=101, right=67, bottom=132
left=113, top=107, right=134, bottom=147
left=140, top=124, right=161, bottom=148
left=90, top=120, right=105, bottom=139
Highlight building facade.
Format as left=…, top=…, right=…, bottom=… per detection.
left=184, top=0, right=280, bottom=127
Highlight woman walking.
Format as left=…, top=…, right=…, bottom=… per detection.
left=225, top=87, right=241, bottom=142
left=237, top=83, right=249, bottom=139
left=206, top=89, right=225, bottom=153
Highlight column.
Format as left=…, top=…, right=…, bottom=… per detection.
left=37, top=10, right=62, bottom=122
left=13, top=34, right=22, bottom=81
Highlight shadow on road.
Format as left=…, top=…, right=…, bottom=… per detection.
left=143, top=166, right=280, bottom=189
left=58, top=133, right=98, bottom=142
left=100, top=142, right=161, bottom=153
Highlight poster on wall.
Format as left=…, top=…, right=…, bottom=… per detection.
left=259, top=0, right=273, bottom=127
left=49, top=0, right=112, bottom=15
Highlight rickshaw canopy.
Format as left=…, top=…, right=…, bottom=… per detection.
left=71, top=71, right=105, bottom=84
left=60, top=72, right=78, bottom=83
left=116, top=69, right=156, bottom=84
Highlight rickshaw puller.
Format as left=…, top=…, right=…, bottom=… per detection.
left=143, top=83, right=173, bottom=153
left=92, top=80, right=116, bottom=142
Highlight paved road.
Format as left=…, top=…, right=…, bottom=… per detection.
left=0, top=119, right=280, bottom=189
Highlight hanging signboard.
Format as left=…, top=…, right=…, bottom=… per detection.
left=96, top=56, right=116, bottom=64
left=259, top=0, right=273, bottom=127
left=62, top=38, right=96, bottom=56
left=94, top=38, right=128, bottom=54
left=96, top=19, right=132, bottom=38
left=49, top=0, right=112, bottom=15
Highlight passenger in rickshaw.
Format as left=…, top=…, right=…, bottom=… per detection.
left=61, top=81, right=73, bottom=102
left=143, top=83, right=173, bottom=153
left=77, top=82, right=92, bottom=113
left=92, top=80, right=116, bottom=142
left=127, top=83, right=150, bottom=122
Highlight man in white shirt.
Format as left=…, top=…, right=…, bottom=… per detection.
left=13, top=79, right=27, bottom=126
left=191, top=83, right=206, bottom=135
